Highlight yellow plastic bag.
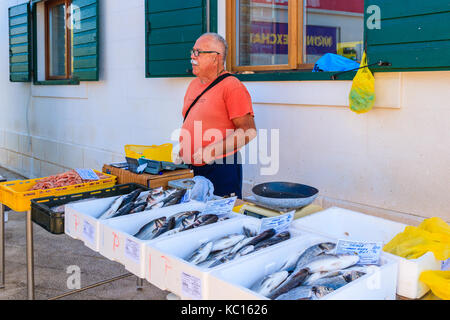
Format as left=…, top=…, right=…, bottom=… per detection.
left=383, top=217, right=450, bottom=261
left=419, top=270, right=450, bottom=300
left=349, top=51, right=375, bottom=114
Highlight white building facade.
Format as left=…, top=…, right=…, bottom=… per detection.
left=1, top=0, right=449, bottom=224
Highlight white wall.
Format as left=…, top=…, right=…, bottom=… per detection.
left=0, top=0, right=449, bottom=223
left=0, top=0, right=33, bottom=176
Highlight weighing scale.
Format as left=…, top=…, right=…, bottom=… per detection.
left=238, top=195, right=323, bottom=220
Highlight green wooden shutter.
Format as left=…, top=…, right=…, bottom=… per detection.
left=72, top=0, right=99, bottom=81
left=9, top=3, right=31, bottom=82
left=145, top=0, right=217, bottom=78
left=365, top=0, right=450, bottom=71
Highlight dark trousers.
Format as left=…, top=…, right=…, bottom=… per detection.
left=191, top=152, right=243, bottom=199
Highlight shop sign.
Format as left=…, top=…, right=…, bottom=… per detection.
left=306, top=25, right=337, bottom=55
left=250, top=22, right=288, bottom=55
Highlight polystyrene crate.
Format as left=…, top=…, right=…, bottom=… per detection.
left=99, top=201, right=243, bottom=279
left=290, top=206, right=442, bottom=299
left=145, top=217, right=306, bottom=299
left=65, top=196, right=120, bottom=252
left=208, top=233, right=398, bottom=300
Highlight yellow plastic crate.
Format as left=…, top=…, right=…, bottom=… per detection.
left=0, top=170, right=117, bottom=212
left=124, top=143, right=173, bottom=162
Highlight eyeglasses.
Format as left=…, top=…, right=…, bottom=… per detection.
left=190, top=49, right=220, bottom=57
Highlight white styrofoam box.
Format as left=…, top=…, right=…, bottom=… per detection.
left=99, top=201, right=243, bottom=279
left=65, top=196, right=120, bottom=252
left=145, top=217, right=305, bottom=299
left=208, top=234, right=398, bottom=300
left=291, top=206, right=442, bottom=299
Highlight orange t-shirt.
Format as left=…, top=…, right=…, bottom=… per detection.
left=180, top=74, right=254, bottom=165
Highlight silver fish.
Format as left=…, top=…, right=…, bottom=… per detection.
left=235, top=245, right=255, bottom=258
left=134, top=216, right=167, bottom=240
left=246, top=228, right=276, bottom=247
left=149, top=215, right=177, bottom=240
left=243, top=225, right=258, bottom=237
left=312, top=285, right=335, bottom=298
left=129, top=202, right=147, bottom=214
left=254, top=231, right=290, bottom=251
left=267, top=268, right=310, bottom=300
left=307, top=275, right=348, bottom=290
left=188, top=241, right=214, bottom=265
left=279, top=251, right=304, bottom=273
left=304, top=271, right=342, bottom=285
left=212, top=234, right=246, bottom=252
left=135, top=190, right=151, bottom=203
left=251, top=271, right=289, bottom=297
left=146, top=188, right=172, bottom=207
left=274, top=285, right=315, bottom=300
left=304, top=254, right=360, bottom=273
left=199, top=246, right=234, bottom=268
left=157, top=226, right=182, bottom=239
left=266, top=243, right=335, bottom=299
left=175, top=211, right=199, bottom=229
left=113, top=201, right=135, bottom=217
left=197, top=259, right=219, bottom=269
left=341, top=270, right=366, bottom=282
left=98, top=195, right=125, bottom=219
left=305, top=268, right=366, bottom=285
left=119, top=189, right=142, bottom=208
left=182, top=214, right=218, bottom=231
left=230, top=236, right=257, bottom=255
left=208, top=255, right=232, bottom=268
left=294, top=242, right=337, bottom=270
left=161, top=189, right=186, bottom=207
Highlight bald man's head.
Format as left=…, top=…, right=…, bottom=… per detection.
left=198, top=33, right=228, bottom=64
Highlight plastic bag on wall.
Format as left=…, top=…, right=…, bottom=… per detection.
left=348, top=51, right=375, bottom=114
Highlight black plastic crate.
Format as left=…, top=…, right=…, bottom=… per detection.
left=30, top=183, right=149, bottom=235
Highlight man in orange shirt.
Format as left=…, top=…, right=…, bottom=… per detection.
left=178, top=33, right=257, bottom=199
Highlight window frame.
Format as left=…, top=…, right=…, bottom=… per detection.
left=45, top=0, right=72, bottom=80
left=226, top=0, right=316, bottom=73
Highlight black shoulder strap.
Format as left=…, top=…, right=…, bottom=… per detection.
left=183, top=73, right=233, bottom=123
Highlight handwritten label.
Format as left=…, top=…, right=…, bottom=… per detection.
left=181, top=272, right=202, bottom=300
left=335, top=239, right=382, bottom=265
left=82, top=220, right=95, bottom=245
left=259, top=210, right=294, bottom=234
left=201, top=197, right=237, bottom=217
left=112, top=232, right=120, bottom=251
left=75, top=169, right=99, bottom=180
left=125, top=238, right=140, bottom=263
left=161, top=255, right=173, bottom=276
left=442, top=258, right=450, bottom=271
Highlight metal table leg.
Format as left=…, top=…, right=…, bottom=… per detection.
left=26, top=209, right=34, bottom=300
left=0, top=204, right=5, bottom=289
left=136, top=277, right=144, bottom=291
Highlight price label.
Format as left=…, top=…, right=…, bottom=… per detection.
left=125, top=238, right=140, bottom=263
left=335, top=239, right=383, bottom=265
left=259, top=210, right=295, bottom=234
left=82, top=220, right=95, bottom=245
left=201, top=197, right=237, bottom=217
left=181, top=272, right=202, bottom=300
left=75, top=169, right=99, bottom=180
